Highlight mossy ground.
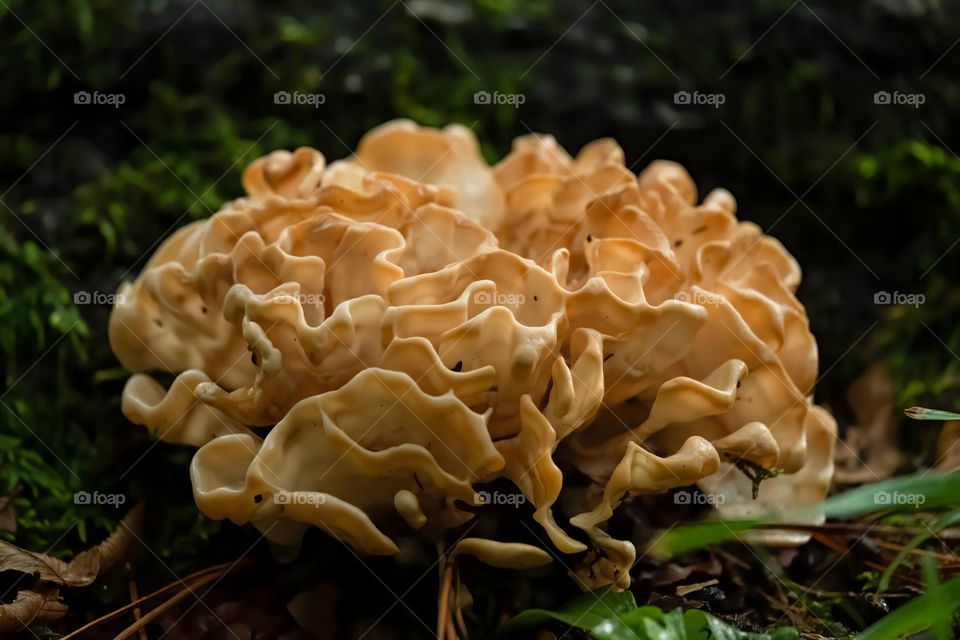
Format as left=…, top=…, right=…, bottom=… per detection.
left=2, top=1, right=959, bottom=637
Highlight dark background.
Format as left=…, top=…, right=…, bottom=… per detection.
left=1, top=0, right=959, bottom=636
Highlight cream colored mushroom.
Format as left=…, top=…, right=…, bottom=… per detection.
left=110, top=120, right=836, bottom=590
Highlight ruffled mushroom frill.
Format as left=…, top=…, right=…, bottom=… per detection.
left=110, top=120, right=836, bottom=589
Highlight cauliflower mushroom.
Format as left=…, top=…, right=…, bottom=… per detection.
left=110, top=120, right=836, bottom=589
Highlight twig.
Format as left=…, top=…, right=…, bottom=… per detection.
left=125, top=562, right=148, bottom=640
left=60, top=559, right=252, bottom=640
left=716, top=547, right=751, bottom=571
left=111, top=571, right=222, bottom=640
left=810, top=533, right=924, bottom=588
left=452, top=564, right=469, bottom=640
left=873, top=539, right=960, bottom=565
left=437, top=560, right=454, bottom=640
left=755, top=522, right=942, bottom=537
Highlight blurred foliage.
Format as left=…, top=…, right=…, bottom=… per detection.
left=497, top=586, right=799, bottom=639
left=854, top=140, right=960, bottom=408
left=1, top=0, right=960, bottom=635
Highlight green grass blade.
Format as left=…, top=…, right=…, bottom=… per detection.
left=878, top=508, right=960, bottom=594
left=904, top=407, right=960, bottom=421
left=820, top=471, right=960, bottom=518
left=647, top=519, right=763, bottom=559
left=494, top=587, right=641, bottom=640
left=861, top=575, right=960, bottom=639
left=651, top=471, right=960, bottom=559
left=495, top=590, right=797, bottom=639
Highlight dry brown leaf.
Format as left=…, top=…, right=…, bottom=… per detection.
left=0, top=588, right=68, bottom=633
left=88, top=501, right=145, bottom=575
left=0, top=502, right=144, bottom=587
left=0, top=491, right=18, bottom=534
left=834, top=363, right=900, bottom=483
left=676, top=578, right=719, bottom=597
left=651, top=554, right=722, bottom=587
left=935, top=420, right=960, bottom=470
left=0, top=542, right=87, bottom=586
left=286, top=582, right=340, bottom=636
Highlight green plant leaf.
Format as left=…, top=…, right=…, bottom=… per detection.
left=861, top=575, right=960, bottom=639
left=904, top=407, right=960, bottom=421
left=496, top=587, right=639, bottom=639
left=650, top=471, right=960, bottom=559
left=820, top=471, right=960, bottom=519
left=682, top=610, right=798, bottom=640
left=648, top=520, right=762, bottom=559
left=495, top=588, right=797, bottom=639
left=878, top=508, right=960, bottom=593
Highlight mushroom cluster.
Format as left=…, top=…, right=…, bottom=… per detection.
left=110, top=120, right=836, bottom=589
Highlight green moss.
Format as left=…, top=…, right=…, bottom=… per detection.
left=2, top=1, right=960, bottom=635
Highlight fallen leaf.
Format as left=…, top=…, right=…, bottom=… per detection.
left=935, top=421, right=960, bottom=470
left=676, top=579, right=719, bottom=597
left=0, top=502, right=144, bottom=587
left=0, top=542, right=89, bottom=586
left=0, top=490, right=18, bottom=534
left=85, top=501, right=145, bottom=575
left=650, top=555, right=722, bottom=587
left=0, top=588, right=68, bottom=634
left=287, top=582, right=340, bottom=636
left=835, top=363, right=900, bottom=483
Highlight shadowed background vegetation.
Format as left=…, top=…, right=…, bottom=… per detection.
left=2, top=0, right=960, bottom=636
